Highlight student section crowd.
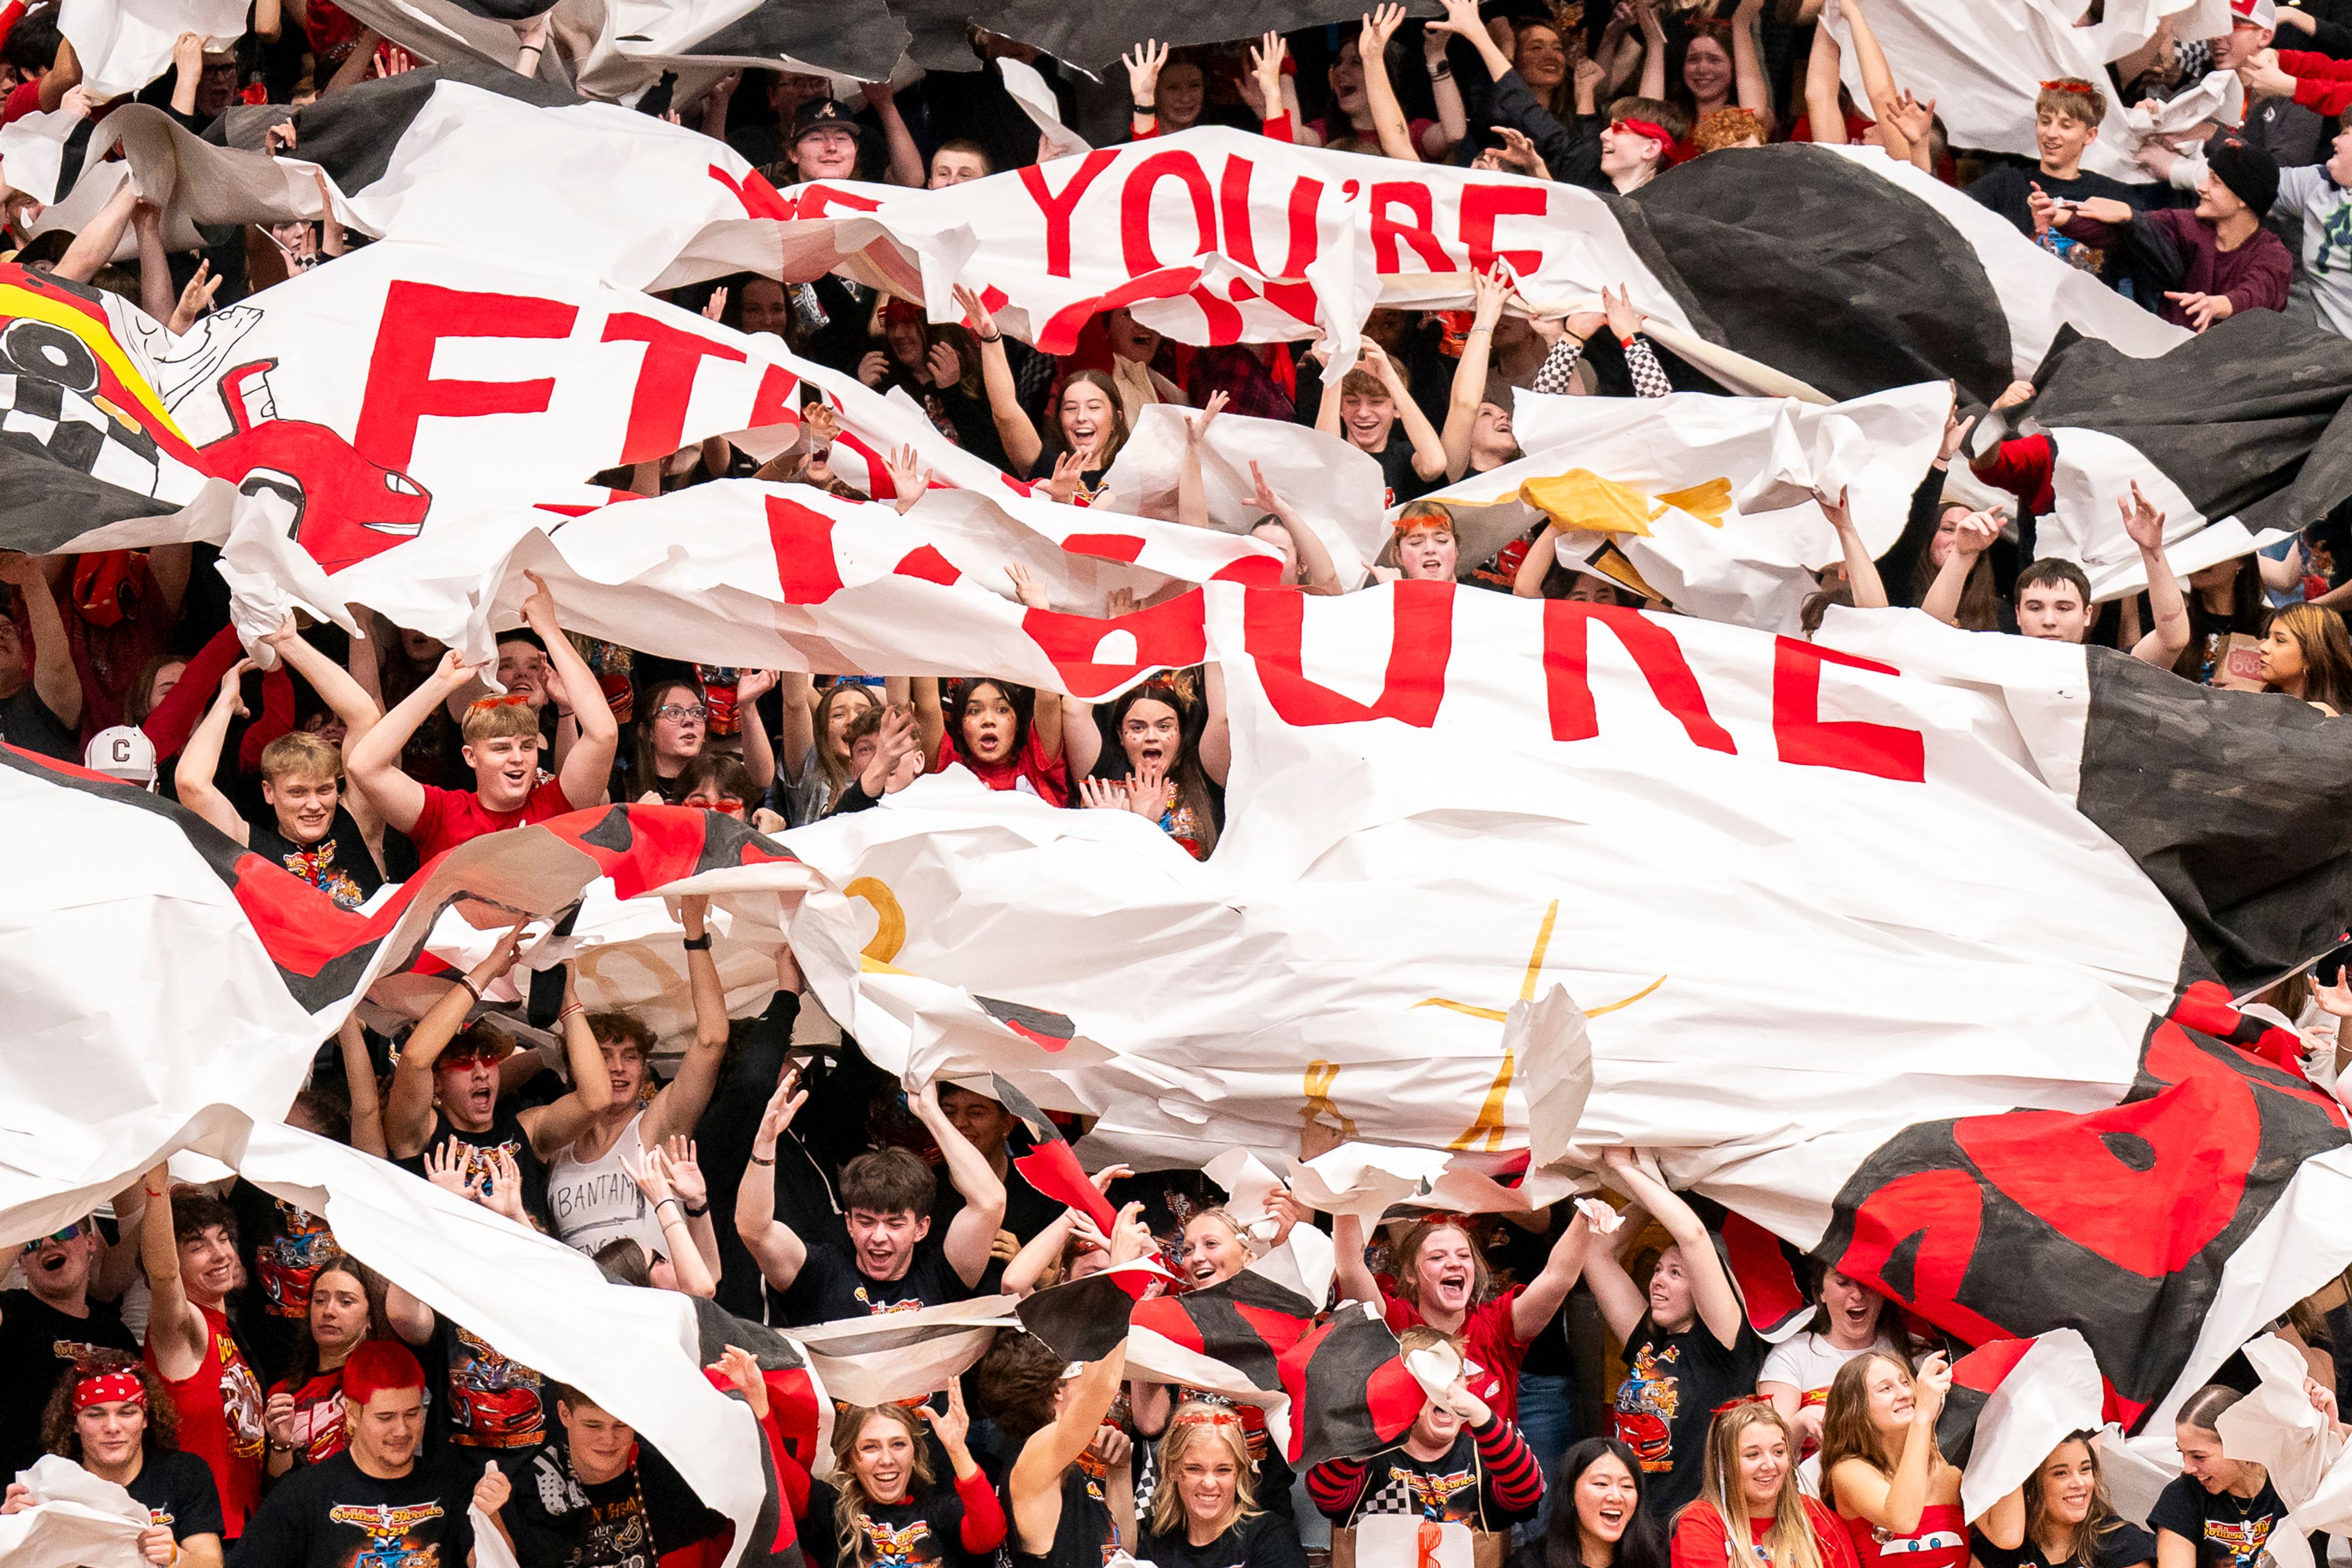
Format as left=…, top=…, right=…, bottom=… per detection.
left=7, top=3, right=2352, bottom=1568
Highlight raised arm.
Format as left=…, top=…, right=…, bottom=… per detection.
left=911, top=1079, right=1008, bottom=1287
left=1359, top=6, right=1422, bottom=163
left=1125, top=40, right=1167, bottom=141
left=1177, top=393, right=1228, bottom=530
left=1600, top=1148, right=1743, bottom=1348
left=138, top=1169, right=206, bottom=1380
left=776, top=671, right=816, bottom=788
left=1444, top=265, right=1512, bottom=483
left=1920, top=508, right=2000, bottom=627
left=1002, top=1212, right=1080, bottom=1298
left=1841, top=0, right=1912, bottom=158
left=861, top=81, right=926, bottom=188
left=0, top=554, right=81, bottom=733
left=1010, top=1340, right=1131, bottom=1545
left=1199, top=661, right=1231, bottom=787
left=1819, top=487, right=1888, bottom=610
left=643, top=895, right=730, bottom=1148
left=383, top=926, right=529, bottom=1159
left=1331, top=1210, right=1382, bottom=1306
left=130, top=198, right=175, bottom=326
left=1828, top=1353, right=1950, bottom=1533
left=1509, top=1208, right=1593, bottom=1340
left=1420, top=21, right=1468, bottom=157
left=623, top=1142, right=717, bottom=1297
left=516, top=573, right=617, bottom=810
left=1975, top=1482, right=2027, bottom=1549
left=347, top=649, right=480, bottom=835
left=1366, top=342, right=1448, bottom=483
left=519, top=965, right=617, bottom=1158
left=1250, top=462, right=1342, bottom=594
left=1635, top=0, right=1668, bottom=100
left=2120, top=484, right=2190, bottom=668
left=339, top=1014, right=386, bottom=1157
left=175, top=661, right=255, bottom=843
left=1733, top=0, right=1770, bottom=117
left=735, top=1066, right=812, bottom=1292
left=1061, top=695, right=1102, bottom=778
left=1803, top=24, right=1848, bottom=144
left=56, top=181, right=136, bottom=284
left=734, top=669, right=778, bottom=795
left=956, top=285, right=1044, bottom=475
left=261, top=614, right=388, bottom=847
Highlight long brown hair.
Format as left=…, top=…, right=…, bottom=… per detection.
left=1053, top=369, right=1132, bottom=469
left=1148, top=1401, right=1260, bottom=1538
left=1912, top=507, right=1999, bottom=631
left=1689, top=1403, right=1823, bottom=1568
left=831, top=1404, right=935, bottom=1560
left=1106, top=682, right=1219, bottom=858
left=633, top=676, right=707, bottom=796
left=2024, top=1433, right=2120, bottom=1566
left=2266, top=603, right=2352, bottom=710
left=1817, top=1351, right=1940, bottom=1502
left=813, top=681, right=881, bottom=802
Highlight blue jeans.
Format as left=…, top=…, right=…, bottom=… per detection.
left=1514, top=1370, right=1580, bottom=1539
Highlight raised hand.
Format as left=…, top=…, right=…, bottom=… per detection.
left=918, top=1378, right=973, bottom=1455
left=1006, top=562, right=1052, bottom=610
left=1077, top=777, right=1133, bottom=812
left=710, top=1344, right=771, bottom=1417
left=1991, top=379, right=2037, bottom=412
left=423, top=1138, right=473, bottom=1198
left=1494, top=126, right=1549, bottom=179
left=858, top=349, right=891, bottom=388
left=1362, top=4, right=1409, bottom=55
left=1042, top=450, right=1089, bottom=506
left=473, top=1460, right=510, bottom=1516
left=620, top=1140, right=675, bottom=1205
left=1601, top=284, right=1646, bottom=341
left=703, top=285, right=729, bottom=323
left=884, top=443, right=933, bottom=510
left=758, top=1064, right=809, bottom=1141
left=1126, top=760, right=1173, bottom=823
left=926, top=339, right=963, bottom=388
left=1105, top=586, right=1138, bottom=619
left=1887, top=88, right=1935, bottom=146
left=2118, top=480, right=2167, bottom=554
left=1123, top=40, right=1170, bottom=107
left=1470, top=260, right=1513, bottom=329
left=217, top=657, right=255, bottom=718
left=481, top=1148, right=529, bottom=1224
left=951, top=282, right=999, bottom=342
left=1107, top=1200, right=1153, bottom=1264
left=170, top=262, right=222, bottom=334
left=1939, top=404, right=1975, bottom=464
left=1911, top=1351, right=1952, bottom=1423
left=1185, top=390, right=1229, bottom=448
left=1953, top=506, right=2005, bottom=560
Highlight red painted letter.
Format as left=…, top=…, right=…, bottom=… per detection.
left=1244, top=582, right=1453, bottom=727
left=1770, top=638, right=1926, bottom=782
left=764, top=494, right=844, bottom=605
left=353, top=282, right=577, bottom=469
left=1542, top=601, right=1735, bottom=753
left=1121, top=151, right=1218, bottom=276
left=1368, top=181, right=1454, bottom=274
left=1023, top=593, right=1208, bottom=699
left=1018, top=149, right=1119, bottom=278
left=1459, top=182, right=1548, bottom=275
left=600, top=312, right=748, bottom=464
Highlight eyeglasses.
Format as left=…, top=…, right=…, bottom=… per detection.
left=655, top=704, right=709, bottom=722
left=21, top=1223, right=85, bottom=1253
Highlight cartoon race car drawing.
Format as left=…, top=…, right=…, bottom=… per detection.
left=201, top=358, right=430, bottom=571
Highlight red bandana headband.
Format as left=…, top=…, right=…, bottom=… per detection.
left=74, top=1368, right=146, bottom=1411
left=1613, top=117, right=1675, bottom=154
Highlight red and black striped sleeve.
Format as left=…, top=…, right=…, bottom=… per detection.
left=1305, top=1457, right=1374, bottom=1518
left=1472, top=1415, right=1544, bottom=1517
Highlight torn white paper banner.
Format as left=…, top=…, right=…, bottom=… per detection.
left=2217, top=1334, right=2352, bottom=1538
left=998, top=58, right=1090, bottom=160
left=1575, top=1198, right=1623, bottom=1235
left=1403, top=1339, right=1465, bottom=1406
left=1103, top=405, right=1387, bottom=589
left=790, top=1295, right=1022, bottom=1408
left=59, top=0, right=249, bottom=100
left=0, top=106, right=84, bottom=206
left=1955, top=1329, right=2105, bottom=1522
left=1202, top=1147, right=1286, bottom=1240
left=0, top=1457, right=149, bottom=1568
left=2037, top=422, right=2292, bottom=601
left=2122, top=70, right=2245, bottom=146
left=1358, top=1516, right=1477, bottom=1568
left=1286, top=1144, right=1455, bottom=1223
left=472, top=1502, right=522, bottom=1568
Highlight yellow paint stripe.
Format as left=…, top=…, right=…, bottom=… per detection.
left=0, top=284, right=184, bottom=439
left=1520, top=899, right=1559, bottom=1002
left=1412, top=998, right=1509, bottom=1021
left=1588, top=975, right=1667, bottom=1016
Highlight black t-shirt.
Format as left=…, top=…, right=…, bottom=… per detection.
left=0, top=685, right=78, bottom=761
left=1022, top=451, right=1111, bottom=507
left=127, top=1448, right=229, bottom=1544
left=428, top=1316, right=551, bottom=1454
left=0, top=1289, right=141, bottom=1477
left=248, top=806, right=383, bottom=911
left=2147, top=1474, right=2290, bottom=1568
left=1970, top=1519, right=2157, bottom=1568
left=227, top=1449, right=477, bottom=1568
left=1964, top=163, right=2143, bottom=276
left=777, top=1238, right=976, bottom=1327
left=230, top=1180, right=342, bottom=1382
left=933, top=1156, right=1064, bottom=1248
left=502, top=1439, right=723, bottom=1568
left=1610, top=1316, right=1760, bottom=1517
left=1139, top=1512, right=1308, bottom=1568
left=1010, top=1463, right=1114, bottom=1568
left=1367, top=431, right=1435, bottom=508
left=802, top=1477, right=993, bottom=1568
left=402, top=1104, right=553, bottom=1230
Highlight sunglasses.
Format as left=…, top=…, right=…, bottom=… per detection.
left=21, top=1223, right=85, bottom=1253
left=439, top=1047, right=504, bottom=1068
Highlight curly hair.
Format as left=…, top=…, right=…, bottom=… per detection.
left=974, top=1330, right=1066, bottom=1445
left=41, top=1362, right=178, bottom=1461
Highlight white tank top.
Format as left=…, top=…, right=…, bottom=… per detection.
left=545, top=1110, right=668, bottom=1261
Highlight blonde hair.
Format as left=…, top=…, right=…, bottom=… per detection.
left=1690, top=1403, right=1823, bottom=1568
left=831, top=1404, right=934, bottom=1561
left=259, top=730, right=342, bottom=784
left=461, top=697, right=543, bottom=745
left=1148, top=1401, right=1259, bottom=1538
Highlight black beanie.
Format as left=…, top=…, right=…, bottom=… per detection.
left=2207, top=135, right=2280, bottom=219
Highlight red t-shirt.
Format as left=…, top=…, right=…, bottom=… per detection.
left=930, top=725, right=1071, bottom=807
left=148, top=1305, right=266, bottom=1537
left=1672, top=1501, right=1861, bottom=1568
left=1, top=77, right=40, bottom=128
left=409, top=777, right=575, bottom=862
left=1381, top=1286, right=1531, bottom=1423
